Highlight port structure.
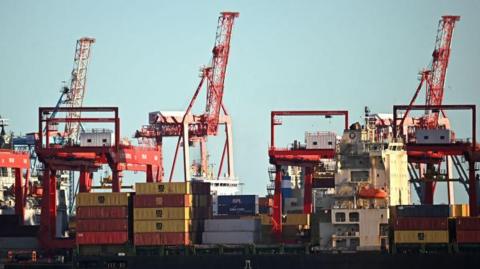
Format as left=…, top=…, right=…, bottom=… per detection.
left=35, top=106, right=161, bottom=250
left=397, top=16, right=463, bottom=205
left=268, top=110, right=349, bottom=238
left=393, top=104, right=479, bottom=216
left=0, top=149, right=30, bottom=224
left=136, top=12, right=239, bottom=183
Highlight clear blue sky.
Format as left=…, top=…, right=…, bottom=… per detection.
left=1, top=1, right=479, bottom=203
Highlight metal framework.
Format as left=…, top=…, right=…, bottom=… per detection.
left=64, top=38, right=95, bottom=141
left=0, top=150, right=30, bottom=224
left=268, top=110, right=348, bottom=238
left=393, top=104, right=478, bottom=216
left=136, top=12, right=239, bottom=183
left=36, top=107, right=161, bottom=250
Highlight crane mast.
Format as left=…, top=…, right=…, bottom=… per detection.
left=204, top=12, right=239, bottom=136
left=422, top=16, right=460, bottom=128
left=64, top=37, right=95, bottom=141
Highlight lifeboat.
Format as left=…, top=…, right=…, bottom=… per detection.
left=358, top=186, right=387, bottom=199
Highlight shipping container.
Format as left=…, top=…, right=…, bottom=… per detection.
left=204, top=219, right=260, bottom=232
left=134, top=194, right=193, bottom=207
left=136, top=182, right=192, bottom=194
left=217, top=204, right=258, bottom=216
left=76, top=231, right=128, bottom=245
left=393, top=230, right=449, bottom=244
left=258, top=197, right=273, bottom=207
left=77, top=219, right=128, bottom=232
left=217, top=195, right=258, bottom=206
left=260, top=214, right=271, bottom=225
left=455, top=217, right=480, bottom=231
left=202, top=231, right=260, bottom=244
left=134, top=207, right=210, bottom=220
left=390, top=205, right=449, bottom=218
left=134, top=220, right=202, bottom=233
left=393, top=217, right=448, bottom=230
left=76, top=192, right=129, bottom=207
left=284, top=214, right=310, bottom=226
left=134, top=232, right=193, bottom=246
left=456, top=230, right=480, bottom=243
left=134, top=207, right=191, bottom=220
left=449, top=204, right=470, bottom=217
left=76, top=206, right=128, bottom=219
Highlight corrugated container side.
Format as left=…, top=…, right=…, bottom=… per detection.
left=455, top=217, right=480, bottom=230
left=134, top=207, right=210, bottom=220
left=76, top=193, right=129, bottom=207
left=76, top=219, right=128, bottom=232
left=217, top=203, right=258, bottom=216
left=456, top=230, right=480, bottom=243
left=202, top=231, right=260, bottom=244
left=390, top=205, right=450, bottom=218
left=204, top=219, right=260, bottom=232
left=393, top=217, right=448, bottom=230
left=134, top=220, right=202, bottom=233
left=134, top=194, right=192, bottom=208
left=284, top=214, right=310, bottom=226
left=393, top=230, right=449, bottom=244
left=217, top=195, right=258, bottom=205
left=76, top=206, right=128, bottom=219
left=135, top=182, right=191, bottom=194
left=449, top=204, right=470, bottom=217
left=260, top=214, right=272, bottom=225
left=134, top=207, right=191, bottom=220
left=76, top=231, right=128, bottom=245
left=134, top=232, right=193, bottom=246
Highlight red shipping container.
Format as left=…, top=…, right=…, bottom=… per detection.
left=134, top=194, right=192, bottom=208
left=77, top=231, right=128, bottom=245
left=455, top=217, right=480, bottom=231
left=77, top=219, right=128, bottom=232
left=76, top=206, right=128, bottom=219
left=456, top=230, right=480, bottom=243
left=134, top=232, right=192, bottom=246
left=393, top=217, right=448, bottom=230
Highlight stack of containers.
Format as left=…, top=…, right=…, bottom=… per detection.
left=202, top=218, right=261, bottom=244
left=76, top=192, right=130, bottom=245
left=216, top=195, right=258, bottom=216
left=390, top=205, right=449, bottom=245
left=133, top=182, right=211, bottom=246
left=454, top=217, right=480, bottom=244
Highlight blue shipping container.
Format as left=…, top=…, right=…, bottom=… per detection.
left=217, top=203, right=258, bottom=216
left=217, top=195, right=258, bottom=206
left=390, top=205, right=450, bottom=218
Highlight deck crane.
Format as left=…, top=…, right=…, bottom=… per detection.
left=136, top=12, right=239, bottom=183
left=398, top=16, right=460, bottom=204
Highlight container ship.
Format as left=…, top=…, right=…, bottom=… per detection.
left=1, top=11, right=480, bottom=269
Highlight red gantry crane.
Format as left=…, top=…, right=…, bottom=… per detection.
left=396, top=15, right=480, bottom=216
left=398, top=16, right=460, bottom=205
left=268, top=111, right=349, bottom=239
left=136, top=12, right=239, bottom=183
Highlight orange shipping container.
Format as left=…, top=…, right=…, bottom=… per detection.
left=76, top=231, right=128, bottom=245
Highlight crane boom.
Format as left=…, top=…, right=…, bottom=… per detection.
left=64, top=37, right=95, bottom=140
left=423, top=15, right=460, bottom=128
left=204, top=12, right=239, bottom=135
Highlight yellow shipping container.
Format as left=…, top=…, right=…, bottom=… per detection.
left=134, top=220, right=194, bottom=233
left=450, top=204, right=470, bottom=217
left=394, top=230, right=449, bottom=244
left=260, top=214, right=272, bottom=225
left=284, top=213, right=310, bottom=226
left=134, top=207, right=192, bottom=220
left=76, top=192, right=129, bottom=207
left=135, top=182, right=191, bottom=194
